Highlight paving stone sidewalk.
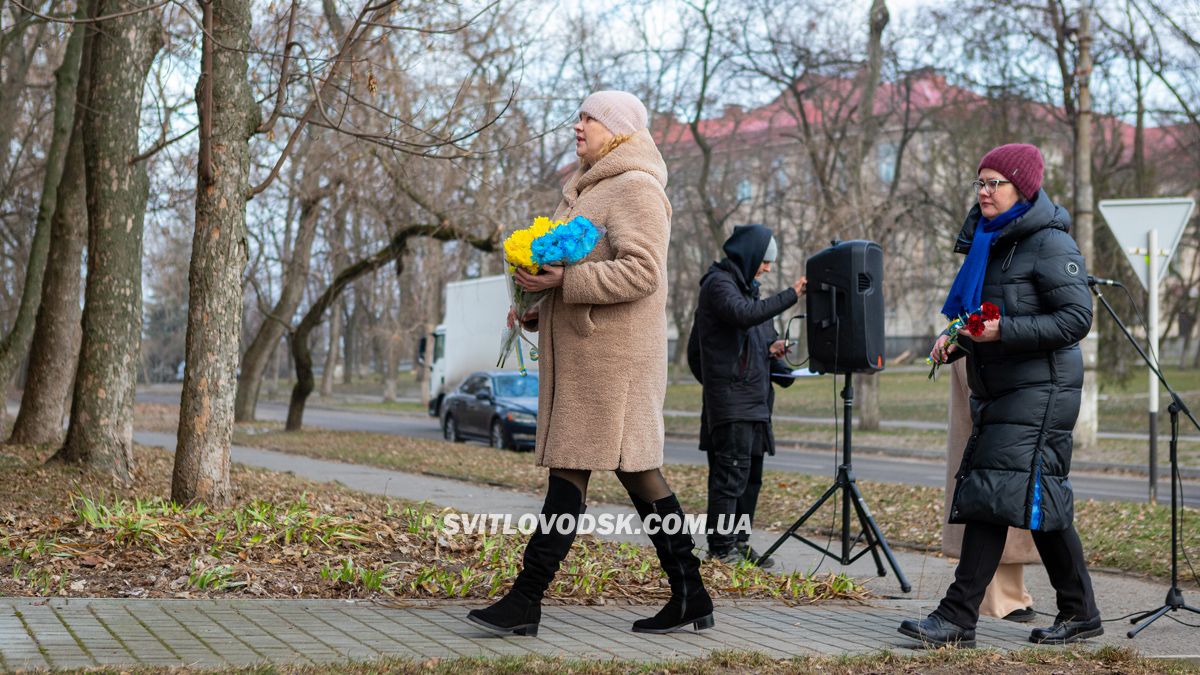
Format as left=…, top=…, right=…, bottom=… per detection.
left=4, top=431, right=1197, bottom=670
left=131, top=431, right=1200, bottom=660
left=0, top=596, right=1090, bottom=670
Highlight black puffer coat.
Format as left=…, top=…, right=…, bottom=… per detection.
left=687, top=225, right=798, bottom=430
left=946, top=189, right=1093, bottom=532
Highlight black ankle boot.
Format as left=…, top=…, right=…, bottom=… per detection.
left=467, top=476, right=584, bottom=636
left=630, top=493, right=715, bottom=634
left=898, top=613, right=976, bottom=648
left=1029, top=614, right=1103, bottom=644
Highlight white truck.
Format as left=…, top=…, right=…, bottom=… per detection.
left=423, top=275, right=536, bottom=416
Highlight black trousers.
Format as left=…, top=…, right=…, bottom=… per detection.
left=936, top=520, right=1099, bottom=630
left=705, top=422, right=766, bottom=553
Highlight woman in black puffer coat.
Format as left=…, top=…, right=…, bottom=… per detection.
left=898, top=144, right=1102, bottom=649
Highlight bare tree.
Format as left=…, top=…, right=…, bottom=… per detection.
left=56, top=1, right=164, bottom=480
left=234, top=161, right=334, bottom=421
left=0, top=2, right=85, bottom=403
left=1046, top=0, right=1099, bottom=447
left=3, top=0, right=89, bottom=441
left=285, top=223, right=495, bottom=430
left=171, top=0, right=258, bottom=506
left=847, top=0, right=890, bottom=431
left=732, top=0, right=905, bottom=426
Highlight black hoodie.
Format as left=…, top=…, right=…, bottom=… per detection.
left=686, top=224, right=799, bottom=430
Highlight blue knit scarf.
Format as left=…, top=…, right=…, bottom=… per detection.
left=940, top=200, right=1032, bottom=319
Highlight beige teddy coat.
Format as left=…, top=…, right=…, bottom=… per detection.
left=528, top=128, right=671, bottom=471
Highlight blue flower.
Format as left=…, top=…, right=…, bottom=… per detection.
left=531, top=216, right=602, bottom=266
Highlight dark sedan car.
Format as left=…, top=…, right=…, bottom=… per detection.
left=441, top=370, right=538, bottom=450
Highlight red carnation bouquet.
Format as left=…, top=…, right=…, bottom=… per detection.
left=927, top=301, right=1001, bottom=379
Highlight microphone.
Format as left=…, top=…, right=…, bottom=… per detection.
left=1087, top=275, right=1121, bottom=287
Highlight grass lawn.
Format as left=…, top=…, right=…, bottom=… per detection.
left=170, top=646, right=1183, bottom=674
left=229, top=427, right=1200, bottom=585
left=664, top=369, right=950, bottom=424
left=665, top=367, right=1200, bottom=432
left=261, top=365, right=1200, bottom=440
left=0, top=442, right=857, bottom=604
left=338, top=400, right=430, bottom=416
left=279, top=367, right=1200, bottom=467
left=663, top=415, right=1200, bottom=467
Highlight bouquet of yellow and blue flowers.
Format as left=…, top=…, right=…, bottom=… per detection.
left=497, top=215, right=604, bottom=371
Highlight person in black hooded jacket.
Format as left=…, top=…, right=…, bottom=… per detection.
left=687, top=224, right=805, bottom=566
left=898, top=144, right=1102, bottom=649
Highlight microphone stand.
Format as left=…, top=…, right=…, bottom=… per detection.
left=1091, top=283, right=1200, bottom=638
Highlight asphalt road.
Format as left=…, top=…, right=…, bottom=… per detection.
left=137, top=391, right=1199, bottom=507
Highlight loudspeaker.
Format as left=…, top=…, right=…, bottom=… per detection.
left=806, top=240, right=885, bottom=374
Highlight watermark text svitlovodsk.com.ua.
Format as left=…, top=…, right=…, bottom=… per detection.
left=441, top=512, right=751, bottom=537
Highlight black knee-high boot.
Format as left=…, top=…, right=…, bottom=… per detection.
left=467, top=475, right=583, bottom=636
left=631, top=493, right=715, bottom=634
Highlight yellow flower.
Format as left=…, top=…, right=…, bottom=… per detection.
left=504, top=217, right=561, bottom=274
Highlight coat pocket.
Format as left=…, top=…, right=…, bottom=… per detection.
left=955, top=433, right=979, bottom=479
left=949, top=434, right=977, bottom=523
left=570, top=304, right=597, bottom=337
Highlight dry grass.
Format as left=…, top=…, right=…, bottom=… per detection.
left=93, top=645, right=1188, bottom=674
left=229, top=427, right=1200, bottom=583
left=0, top=442, right=860, bottom=604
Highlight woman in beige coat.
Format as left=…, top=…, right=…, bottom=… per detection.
left=943, top=359, right=1039, bottom=622
left=467, top=91, right=713, bottom=638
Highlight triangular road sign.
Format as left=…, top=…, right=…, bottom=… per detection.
left=1098, top=198, right=1195, bottom=291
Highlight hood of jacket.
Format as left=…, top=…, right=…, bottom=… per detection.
left=703, top=224, right=773, bottom=292
left=953, top=189, right=1072, bottom=254
left=562, top=128, right=668, bottom=205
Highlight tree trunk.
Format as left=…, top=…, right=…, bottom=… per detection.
left=848, top=0, right=889, bottom=430
left=380, top=281, right=398, bottom=402
left=319, top=305, right=341, bottom=398
left=1072, top=6, right=1098, bottom=450
left=417, top=322, right=433, bottom=407
left=272, top=335, right=285, bottom=393
left=0, top=8, right=41, bottom=192
left=56, top=1, right=162, bottom=480
left=1133, top=58, right=1147, bottom=196
left=10, top=2, right=95, bottom=446
left=340, top=299, right=352, bottom=384
left=383, top=336, right=398, bottom=403
left=1179, top=313, right=1195, bottom=370
left=858, top=372, right=881, bottom=431
left=0, top=6, right=87, bottom=403
left=233, top=192, right=322, bottom=421
left=172, top=0, right=257, bottom=506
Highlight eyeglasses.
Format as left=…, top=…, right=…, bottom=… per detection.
left=971, top=178, right=1012, bottom=195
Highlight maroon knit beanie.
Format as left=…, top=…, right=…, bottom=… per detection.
left=977, top=143, right=1044, bottom=200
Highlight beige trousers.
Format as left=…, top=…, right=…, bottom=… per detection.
left=943, top=359, right=1038, bottom=617
left=980, top=563, right=1035, bottom=618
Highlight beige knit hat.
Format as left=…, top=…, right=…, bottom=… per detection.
left=578, top=90, right=648, bottom=136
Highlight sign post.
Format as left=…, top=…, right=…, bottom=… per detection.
left=1098, top=198, right=1195, bottom=504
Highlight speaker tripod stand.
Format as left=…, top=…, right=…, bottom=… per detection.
left=756, top=374, right=911, bottom=593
